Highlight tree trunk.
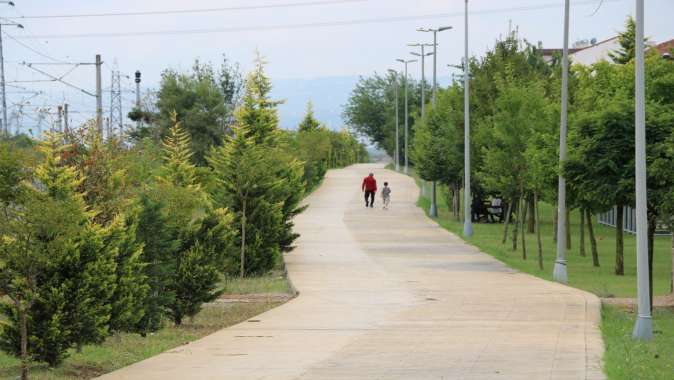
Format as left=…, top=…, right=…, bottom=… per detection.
left=553, top=207, right=558, bottom=243
left=586, top=209, right=600, bottom=267
left=18, top=301, right=28, bottom=380
left=579, top=208, right=586, bottom=257
left=521, top=197, right=528, bottom=260
left=240, top=199, right=247, bottom=278
left=648, top=213, right=656, bottom=313
left=535, top=193, right=543, bottom=270
left=454, top=183, right=461, bottom=221
left=566, top=208, right=571, bottom=250
left=615, top=205, right=624, bottom=276
left=512, top=196, right=521, bottom=251
left=527, top=195, right=535, bottom=233
left=502, top=200, right=514, bottom=245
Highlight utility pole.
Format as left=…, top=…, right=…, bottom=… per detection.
left=63, top=103, right=69, bottom=134
left=553, top=0, right=570, bottom=284
left=463, top=0, right=473, bottom=237
left=57, top=105, right=63, bottom=133
left=397, top=58, right=417, bottom=175
left=388, top=69, right=400, bottom=172
left=95, top=54, right=103, bottom=135
left=632, top=0, right=652, bottom=341
left=0, top=11, right=23, bottom=136
left=135, top=70, right=142, bottom=130
left=418, top=25, right=452, bottom=218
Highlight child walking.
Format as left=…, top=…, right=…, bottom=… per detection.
left=381, top=182, right=391, bottom=210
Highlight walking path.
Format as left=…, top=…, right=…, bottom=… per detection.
left=100, top=164, right=604, bottom=380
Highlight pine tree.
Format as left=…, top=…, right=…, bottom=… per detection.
left=208, top=125, right=282, bottom=276
left=0, top=134, right=118, bottom=374
left=298, top=101, right=321, bottom=133
left=608, top=17, right=643, bottom=65
left=105, top=212, right=148, bottom=337
left=154, top=116, right=232, bottom=325
left=235, top=53, right=283, bottom=145
left=134, top=193, right=178, bottom=333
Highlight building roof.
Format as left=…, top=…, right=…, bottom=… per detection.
left=654, top=39, right=674, bottom=54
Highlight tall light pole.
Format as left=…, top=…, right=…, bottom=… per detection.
left=388, top=69, right=400, bottom=172
left=553, top=0, right=570, bottom=284
left=409, top=43, right=434, bottom=117
left=463, top=0, right=473, bottom=237
left=632, top=0, right=652, bottom=341
left=418, top=26, right=452, bottom=217
left=396, top=58, right=417, bottom=175
left=0, top=4, right=22, bottom=136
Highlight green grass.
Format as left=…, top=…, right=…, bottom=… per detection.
left=601, top=305, right=674, bottom=380
left=0, top=275, right=291, bottom=380
left=415, top=180, right=672, bottom=298
left=220, top=271, right=292, bottom=294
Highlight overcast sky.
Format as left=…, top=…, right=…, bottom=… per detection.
left=3, top=0, right=674, bottom=131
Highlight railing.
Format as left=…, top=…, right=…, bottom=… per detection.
left=598, top=205, right=671, bottom=236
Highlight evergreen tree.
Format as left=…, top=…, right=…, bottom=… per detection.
left=608, top=17, right=642, bottom=64
left=298, top=101, right=321, bottom=133
left=235, top=53, right=283, bottom=145
left=155, top=115, right=232, bottom=325
left=0, top=134, right=118, bottom=372
left=208, top=126, right=282, bottom=276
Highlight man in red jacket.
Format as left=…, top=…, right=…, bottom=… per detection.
left=362, top=173, right=377, bottom=208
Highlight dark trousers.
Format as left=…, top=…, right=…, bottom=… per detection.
left=364, top=190, right=375, bottom=206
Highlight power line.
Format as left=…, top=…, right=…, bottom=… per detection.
left=6, top=0, right=366, bottom=19
left=11, top=0, right=621, bottom=40
left=2, top=32, right=69, bottom=63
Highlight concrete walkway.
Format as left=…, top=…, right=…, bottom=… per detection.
left=100, top=164, right=604, bottom=380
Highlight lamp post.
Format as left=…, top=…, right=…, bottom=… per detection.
left=553, top=0, right=570, bottom=284
left=463, top=0, right=473, bottom=237
left=408, top=43, right=434, bottom=117
left=417, top=26, right=452, bottom=217
left=632, top=0, right=652, bottom=341
left=388, top=69, right=400, bottom=172
left=0, top=4, right=22, bottom=135
left=396, top=58, right=417, bottom=175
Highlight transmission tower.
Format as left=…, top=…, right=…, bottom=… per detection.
left=109, top=62, right=123, bottom=139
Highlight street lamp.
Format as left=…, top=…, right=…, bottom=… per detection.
left=408, top=43, right=434, bottom=117
left=553, top=0, right=570, bottom=284
left=632, top=0, right=653, bottom=341
left=418, top=25, right=452, bottom=218
left=387, top=68, right=400, bottom=172
left=396, top=58, right=417, bottom=175
left=463, top=0, right=473, bottom=237
left=0, top=14, right=23, bottom=136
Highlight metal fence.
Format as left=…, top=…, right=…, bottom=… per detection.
left=598, top=205, right=671, bottom=236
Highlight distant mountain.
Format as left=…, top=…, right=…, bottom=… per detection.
left=270, top=76, right=361, bottom=130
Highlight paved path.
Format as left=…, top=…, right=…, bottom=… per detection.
left=100, top=164, right=604, bottom=380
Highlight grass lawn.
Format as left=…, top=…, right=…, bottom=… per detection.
left=0, top=274, right=291, bottom=380
left=601, top=305, right=674, bottom=380
left=412, top=175, right=674, bottom=380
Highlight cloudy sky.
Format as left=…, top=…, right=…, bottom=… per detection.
left=3, top=0, right=674, bottom=132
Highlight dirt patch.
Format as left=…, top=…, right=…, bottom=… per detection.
left=213, top=292, right=295, bottom=304
left=602, top=294, right=674, bottom=311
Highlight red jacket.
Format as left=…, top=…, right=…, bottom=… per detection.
left=362, top=176, right=377, bottom=192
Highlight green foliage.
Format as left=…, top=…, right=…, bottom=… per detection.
left=298, top=101, right=322, bottom=133
left=235, top=53, right=283, bottom=145
left=343, top=71, right=421, bottom=157
left=208, top=126, right=282, bottom=276
left=0, top=134, right=118, bottom=369
left=411, top=86, right=463, bottom=184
